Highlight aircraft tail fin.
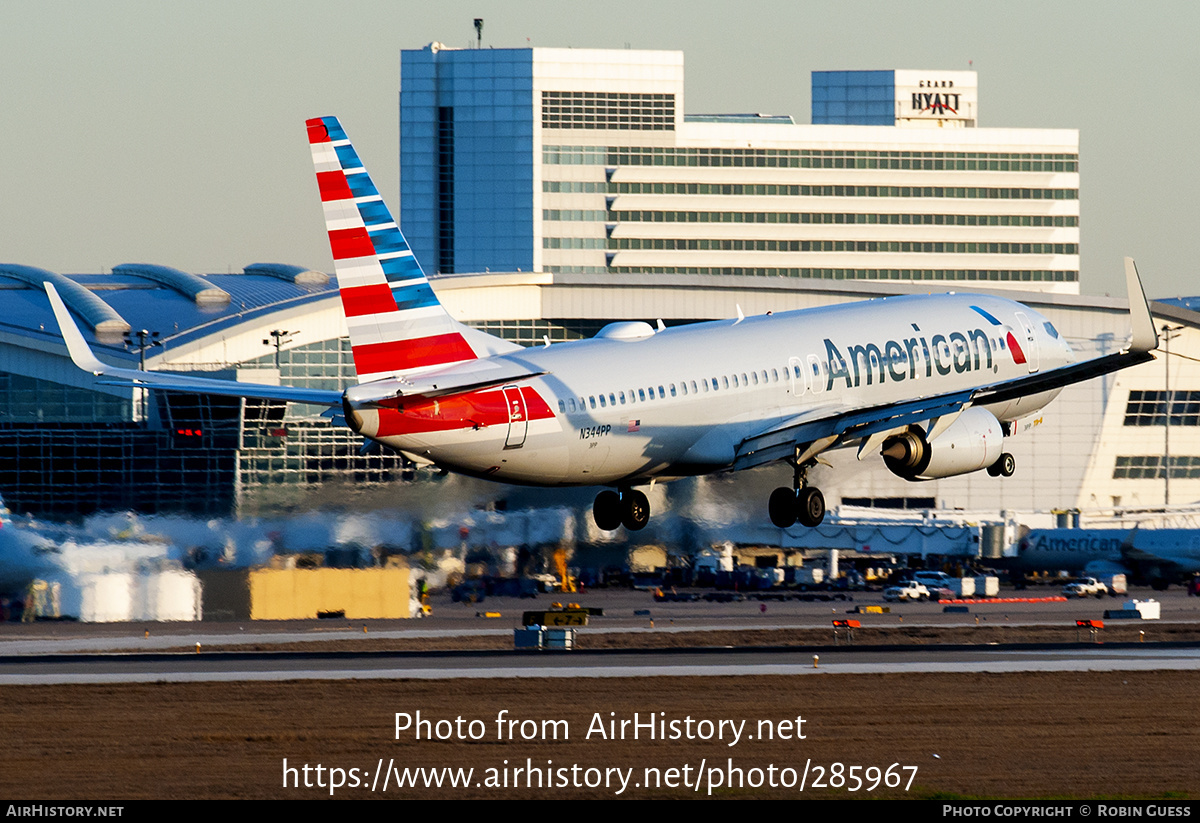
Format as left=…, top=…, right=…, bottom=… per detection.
left=307, top=116, right=477, bottom=383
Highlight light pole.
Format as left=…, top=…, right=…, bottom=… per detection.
left=124, top=329, right=161, bottom=422
left=1162, top=323, right=1184, bottom=506
left=263, top=329, right=293, bottom=369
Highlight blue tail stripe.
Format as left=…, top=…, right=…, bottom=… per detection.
left=344, top=171, right=379, bottom=199
left=334, top=143, right=364, bottom=170
left=357, top=200, right=392, bottom=226
left=390, top=283, right=439, bottom=312
left=368, top=228, right=408, bottom=255
left=381, top=255, right=426, bottom=282
left=321, top=117, right=348, bottom=142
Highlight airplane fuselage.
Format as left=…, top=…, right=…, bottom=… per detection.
left=1009, top=527, right=1200, bottom=581
left=352, top=292, right=1072, bottom=487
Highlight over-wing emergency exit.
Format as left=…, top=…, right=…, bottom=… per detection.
left=46, top=116, right=1160, bottom=532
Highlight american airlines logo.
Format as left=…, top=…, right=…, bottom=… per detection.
left=822, top=327, right=1000, bottom=391
left=1025, top=535, right=1122, bottom=553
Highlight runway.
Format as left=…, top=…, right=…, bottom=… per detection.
left=3, top=587, right=1197, bottom=684
left=3, top=642, right=1198, bottom=684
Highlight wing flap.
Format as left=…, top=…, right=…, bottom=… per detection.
left=734, top=391, right=974, bottom=471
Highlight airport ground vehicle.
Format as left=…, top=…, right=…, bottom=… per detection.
left=883, top=582, right=931, bottom=601
left=1062, top=577, right=1109, bottom=598
left=911, top=571, right=954, bottom=590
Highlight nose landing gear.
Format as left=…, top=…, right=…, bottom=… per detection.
left=593, top=487, right=651, bottom=531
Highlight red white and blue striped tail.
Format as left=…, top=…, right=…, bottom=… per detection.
left=307, top=116, right=477, bottom=384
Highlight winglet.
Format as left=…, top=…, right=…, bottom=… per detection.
left=44, top=282, right=111, bottom=374
left=1125, top=258, right=1159, bottom=353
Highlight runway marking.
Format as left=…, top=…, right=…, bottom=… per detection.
left=3, top=650, right=1198, bottom=684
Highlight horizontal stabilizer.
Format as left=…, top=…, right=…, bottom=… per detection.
left=45, top=282, right=342, bottom=406
left=344, top=359, right=547, bottom=406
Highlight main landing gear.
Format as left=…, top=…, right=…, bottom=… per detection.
left=769, top=458, right=826, bottom=529
left=593, top=488, right=650, bottom=532
left=986, top=452, right=1016, bottom=477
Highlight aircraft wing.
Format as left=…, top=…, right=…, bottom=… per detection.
left=45, top=282, right=343, bottom=406
left=734, top=257, right=1159, bottom=471
left=970, top=258, right=1158, bottom=405
left=1116, top=527, right=1200, bottom=575
left=734, top=392, right=975, bottom=470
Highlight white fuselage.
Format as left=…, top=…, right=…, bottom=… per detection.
left=357, top=293, right=1072, bottom=487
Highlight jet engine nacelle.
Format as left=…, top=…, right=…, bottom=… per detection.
left=881, top=407, right=1005, bottom=480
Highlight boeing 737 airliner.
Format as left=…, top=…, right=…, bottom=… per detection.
left=45, top=116, right=1160, bottom=532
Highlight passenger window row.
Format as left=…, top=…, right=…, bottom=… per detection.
left=555, top=362, right=827, bottom=415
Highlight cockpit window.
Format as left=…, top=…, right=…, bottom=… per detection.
left=1043, top=321, right=1060, bottom=339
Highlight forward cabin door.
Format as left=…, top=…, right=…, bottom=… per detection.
left=502, top=385, right=528, bottom=448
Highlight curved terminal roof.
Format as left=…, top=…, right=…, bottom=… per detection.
left=112, top=263, right=231, bottom=305
left=0, top=264, right=340, bottom=363
left=0, top=264, right=131, bottom=335
left=1157, top=297, right=1200, bottom=312
left=0, top=264, right=1196, bottom=373
left=244, top=263, right=330, bottom=286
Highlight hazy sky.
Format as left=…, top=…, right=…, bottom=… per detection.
left=1, top=0, right=1196, bottom=297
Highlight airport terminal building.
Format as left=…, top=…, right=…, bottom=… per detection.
left=0, top=263, right=1197, bottom=521
left=0, top=48, right=1192, bottom=524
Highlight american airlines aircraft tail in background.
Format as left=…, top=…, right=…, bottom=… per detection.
left=46, top=116, right=1160, bottom=532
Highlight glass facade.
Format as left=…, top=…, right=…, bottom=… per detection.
left=466, top=318, right=607, bottom=347
left=0, top=310, right=643, bottom=517
left=0, top=373, right=130, bottom=423
left=812, top=70, right=897, bottom=126
left=549, top=181, right=1079, bottom=200
left=1122, top=390, right=1200, bottom=426
left=587, top=211, right=1079, bottom=228
left=400, top=47, right=536, bottom=276
left=544, top=145, right=1077, bottom=171
left=1113, top=456, right=1200, bottom=479
left=0, top=340, right=401, bottom=517
left=541, top=92, right=674, bottom=131
left=565, top=266, right=1076, bottom=282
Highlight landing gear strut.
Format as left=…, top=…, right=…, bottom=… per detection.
left=769, top=456, right=826, bottom=529
left=593, top=488, right=650, bottom=531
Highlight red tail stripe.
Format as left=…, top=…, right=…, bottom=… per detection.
left=328, top=227, right=376, bottom=260
left=316, top=170, right=353, bottom=202
left=306, top=119, right=332, bottom=144
left=340, top=283, right=399, bottom=318
left=352, top=334, right=476, bottom=374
